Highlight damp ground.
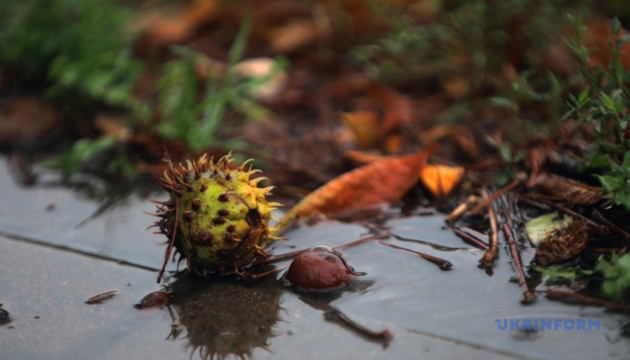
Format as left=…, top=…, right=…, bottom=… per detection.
left=1, top=157, right=629, bottom=360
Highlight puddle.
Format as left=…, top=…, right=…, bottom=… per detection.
left=0, top=158, right=173, bottom=271
left=2, top=157, right=630, bottom=359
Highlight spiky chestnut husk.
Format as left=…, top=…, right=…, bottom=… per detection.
left=535, top=219, right=589, bottom=266
left=149, top=153, right=282, bottom=281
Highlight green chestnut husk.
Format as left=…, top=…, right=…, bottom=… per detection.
left=150, top=153, right=282, bottom=281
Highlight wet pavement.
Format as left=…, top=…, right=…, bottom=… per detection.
left=1, top=158, right=630, bottom=359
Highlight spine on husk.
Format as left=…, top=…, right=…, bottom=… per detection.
left=149, top=153, right=282, bottom=281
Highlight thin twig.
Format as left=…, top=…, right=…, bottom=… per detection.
left=460, top=226, right=490, bottom=242
left=392, top=233, right=467, bottom=251
left=546, top=289, right=630, bottom=311
left=245, top=264, right=290, bottom=280
left=502, top=223, right=536, bottom=303
left=469, top=180, right=520, bottom=214
left=158, top=196, right=178, bottom=284
left=85, top=291, right=118, bottom=304
left=480, top=189, right=499, bottom=267
left=253, top=233, right=391, bottom=265
left=444, top=225, right=489, bottom=251
left=377, top=241, right=453, bottom=270
left=252, top=249, right=308, bottom=265
left=446, top=195, right=480, bottom=223
left=592, top=209, right=630, bottom=242
left=517, top=195, right=608, bottom=234
left=325, top=309, right=392, bottom=340
left=334, top=232, right=392, bottom=250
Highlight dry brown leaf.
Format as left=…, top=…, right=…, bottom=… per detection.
left=535, top=220, right=589, bottom=266
left=339, top=110, right=379, bottom=149
left=525, top=148, right=548, bottom=188
left=341, top=85, right=412, bottom=151
left=0, top=97, right=62, bottom=149
left=418, top=125, right=461, bottom=145
left=453, top=133, right=479, bottom=161
left=530, top=173, right=604, bottom=206
left=268, top=20, right=319, bottom=53
left=135, top=0, right=219, bottom=51
left=342, top=150, right=386, bottom=166
left=367, top=86, right=412, bottom=134
left=182, top=0, right=219, bottom=27
left=95, top=115, right=130, bottom=139
left=275, top=148, right=433, bottom=233
left=383, top=134, right=402, bottom=154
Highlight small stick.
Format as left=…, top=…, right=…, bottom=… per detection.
left=592, top=209, right=630, bottom=241
left=86, top=291, right=118, bottom=305
left=252, top=249, right=307, bottom=265
left=469, top=180, right=520, bottom=214
left=158, top=196, right=179, bottom=284
left=334, top=232, right=392, bottom=250
left=461, top=159, right=503, bottom=171
left=516, top=195, right=551, bottom=213
left=246, top=264, right=290, bottom=280
left=253, top=233, right=391, bottom=265
left=517, top=195, right=608, bottom=234
left=480, top=190, right=499, bottom=267
left=444, top=225, right=489, bottom=251
left=392, top=234, right=468, bottom=251
left=325, top=309, right=392, bottom=340
left=502, top=223, right=537, bottom=303
left=546, top=289, right=630, bottom=311
left=459, top=226, right=491, bottom=241
left=588, top=247, right=627, bottom=254
left=446, top=195, right=480, bottom=223
left=377, top=241, right=452, bottom=270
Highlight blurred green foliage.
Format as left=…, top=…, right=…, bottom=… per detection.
left=530, top=264, right=593, bottom=285
left=532, top=252, right=630, bottom=301
left=0, top=1, right=282, bottom=176
left=0, top=0, right=142, bottom=107
left=148, top=17, right=286, bottom=151
left=350, top=0, right=589, bottom=84
left=41, top=136, right=134, bottom=177
left=564, top=16, right=630, bottom=209
left=486, top=135, right=525, bottom=186
left=595, top=253, right=630, bottom=300
left=349, top=0, right=591, bottom=140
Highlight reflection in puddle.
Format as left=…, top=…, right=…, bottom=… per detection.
left=511, top=329, right=543, bottom=341
left=293, top=280, right=392, bottom=345
left=0, top=305, right=11, bottom=326
left=165, top=273, right=282, bottom=359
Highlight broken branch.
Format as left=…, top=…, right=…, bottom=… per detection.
left=502, top=223, right=536, bottom=303
left=480, top=189, right=499, bottom=267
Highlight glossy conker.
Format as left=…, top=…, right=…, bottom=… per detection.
left=284, top=245, right=364, bottom=294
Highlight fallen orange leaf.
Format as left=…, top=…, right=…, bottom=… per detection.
left=343, top=149, right=385, bottom=166
left=420, top=164, right=465, bottom=198
left=275, top=148, right=433, bottom=234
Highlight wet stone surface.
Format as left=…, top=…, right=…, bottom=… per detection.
left=0, top=159, right=171, bottom=271
left=2, top=157, right=630, bottom=359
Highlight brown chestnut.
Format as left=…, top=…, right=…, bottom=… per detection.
left=284, top=245, right=364, bottom=294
